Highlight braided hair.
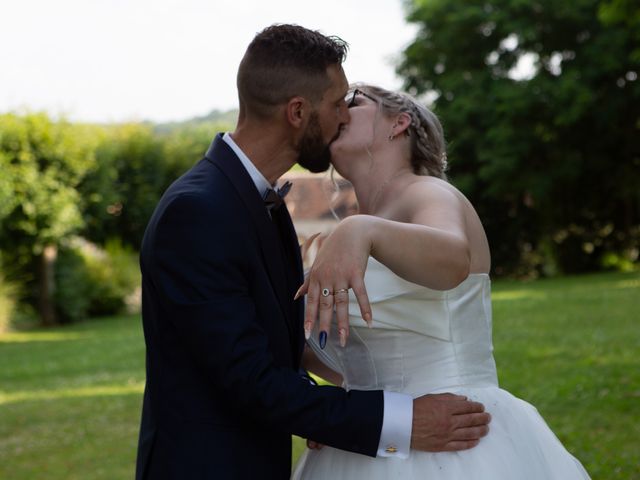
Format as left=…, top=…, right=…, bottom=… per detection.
left=353, top=84, right=448, bottom=179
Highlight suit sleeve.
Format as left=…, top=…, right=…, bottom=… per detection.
left=146, top=193, right=383, bottom=456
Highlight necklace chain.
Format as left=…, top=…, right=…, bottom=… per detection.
left=369, top=170, right=410, bottom=213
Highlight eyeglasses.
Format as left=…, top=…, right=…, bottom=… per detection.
left=346, top=89, right=378, bottom=108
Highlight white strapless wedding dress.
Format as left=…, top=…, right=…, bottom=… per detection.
left=293, top=258, right=590, bottom=479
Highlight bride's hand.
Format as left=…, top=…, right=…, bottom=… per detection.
left=295, top=215, right=375, bottom=348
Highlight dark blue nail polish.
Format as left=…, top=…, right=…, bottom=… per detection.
left=319, top=331, right=327, bottom=350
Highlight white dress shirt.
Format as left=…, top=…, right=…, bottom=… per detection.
left=223, top=132, right=273, bottom=197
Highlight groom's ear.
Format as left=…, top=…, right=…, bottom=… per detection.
left=285, top=96, right=307, bottom=129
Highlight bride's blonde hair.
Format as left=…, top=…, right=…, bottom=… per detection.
left=351, top=84, right=448, bottom=179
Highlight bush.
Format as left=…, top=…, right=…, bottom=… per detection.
left=54, top=238, right=140, bottom=322
left=54, top=246, right=91, bottom=323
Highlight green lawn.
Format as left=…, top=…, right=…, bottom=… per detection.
left=1, top=271, right=638, bottom=479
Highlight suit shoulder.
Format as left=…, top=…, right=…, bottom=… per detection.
left=159, top=162, right=244, bottom=220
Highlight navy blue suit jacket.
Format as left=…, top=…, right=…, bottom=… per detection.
left=135, top=134, right=384, bottom=479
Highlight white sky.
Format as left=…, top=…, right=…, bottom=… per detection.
left=1, top=0, right=418, bottom=123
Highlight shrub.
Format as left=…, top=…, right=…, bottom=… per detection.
left=54, top=238, right=140, bottom=322
left=54, top=245, right=92, bottom=323
left=84, top=239, right=141, bottom=317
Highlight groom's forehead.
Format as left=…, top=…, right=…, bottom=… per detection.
left=322, top=65, right=349, bottom=101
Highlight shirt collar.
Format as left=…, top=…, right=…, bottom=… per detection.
left=222, top=132, right=272, bottom=199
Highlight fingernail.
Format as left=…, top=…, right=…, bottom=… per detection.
left=319, top=331, right=327, bottom=349
left=294, top=288, right=302, bottom=300
left=363, top=313, right=372, bottom=328
left=339, top=328, right=346, bottom=348
left=304, top=324, right=311, bottom=340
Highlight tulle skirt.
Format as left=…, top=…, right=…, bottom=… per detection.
left=292, top=386, right=590, bottom=479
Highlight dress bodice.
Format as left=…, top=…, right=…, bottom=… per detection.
left=308, top=257, right=499, bottom=397
left=298, top=259, right=592, bottom=480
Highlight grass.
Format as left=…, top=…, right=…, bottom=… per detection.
left=0, top=317, right=144, bottom=479
left=489, top=271, right=640, bottom=477
left=1, top=271, right=638, bottom=479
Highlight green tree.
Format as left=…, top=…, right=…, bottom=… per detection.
left=81, top=121, right=232, bottom=249
left=159, top=121, right=231, bottom=189
left=80, top=123, right=166, bottom=249
left=399, top=0, right=640, bottom=275
left=0, top=113, right=99, bottom=324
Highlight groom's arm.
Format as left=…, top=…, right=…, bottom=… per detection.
left=148, top=193, right=383, bottom=456
left=301, top=337, right=489, bottom=456
left=378, top=392, right=413, bottom=457
left=382, top=392, right=491, bottom=456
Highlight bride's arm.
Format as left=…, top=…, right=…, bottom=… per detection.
left=298, top=181, right=470, bottom=342
left=307, top=181, right=469, bottom=291
left=367, top=183, right=470, bottom=290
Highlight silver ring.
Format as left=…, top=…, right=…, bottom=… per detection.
left=321, top=288, right=333, bottom=297
left=335, top=288, right=349, bottom=294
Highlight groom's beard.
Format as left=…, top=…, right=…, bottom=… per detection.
left=297, top=112, right=335, bottom=173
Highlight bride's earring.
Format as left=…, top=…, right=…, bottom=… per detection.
left=388, top=123, right=398, bottom=141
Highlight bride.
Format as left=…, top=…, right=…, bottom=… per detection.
left=292, top=85, right=590, bottom=479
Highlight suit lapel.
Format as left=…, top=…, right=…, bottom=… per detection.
left=283, top=205, right=305, bottom=364
left=271, top=205, right=305, bottom=362
left=204, top=135, right=294, bottom=337
left=277, top=206, right=304, bottom=286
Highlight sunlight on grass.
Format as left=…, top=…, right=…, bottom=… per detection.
left=0, top=382, right=144, bottom=405
left=491, top=290, right=547, bottom=301
left=0, top=331, right=88, bottom=344
left=612, top=278, right=640, bottom=289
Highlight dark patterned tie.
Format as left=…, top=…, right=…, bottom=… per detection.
left=263, top=181, right=292, bottom=211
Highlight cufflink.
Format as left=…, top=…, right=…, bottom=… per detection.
left=385, top=445, right=398, bottom=454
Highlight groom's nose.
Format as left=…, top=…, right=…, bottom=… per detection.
left=336, top=100, right=351, bottom=125
left=341, top=104, right=351, bottom=124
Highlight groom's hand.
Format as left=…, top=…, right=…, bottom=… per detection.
left=411, top=393, right=491, bottom=452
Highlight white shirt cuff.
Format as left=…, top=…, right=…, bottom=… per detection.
left=377, top=391, right=412, bottom=459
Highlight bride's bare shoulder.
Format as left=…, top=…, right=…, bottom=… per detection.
left=401, top=176, right=467, bottom=209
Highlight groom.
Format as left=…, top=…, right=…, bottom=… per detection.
left=135, top=24, right=490, bottom=479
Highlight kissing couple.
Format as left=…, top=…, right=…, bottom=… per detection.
left=135, top=24, right=590, bottom=480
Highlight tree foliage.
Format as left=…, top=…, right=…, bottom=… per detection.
left=0, top=113, right=99, bottom=274
left=80, top=123, right=165, bottom=248
left=0, top=113, right=102, bottom=323
left=79, top=121, right=224, bottom=249
left=0, top=110, right=233, bottom=325
left=399, top=0, right=640, bottom=275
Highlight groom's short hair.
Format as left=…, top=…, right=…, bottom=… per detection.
left=237, top=24, right=348, bottom=119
